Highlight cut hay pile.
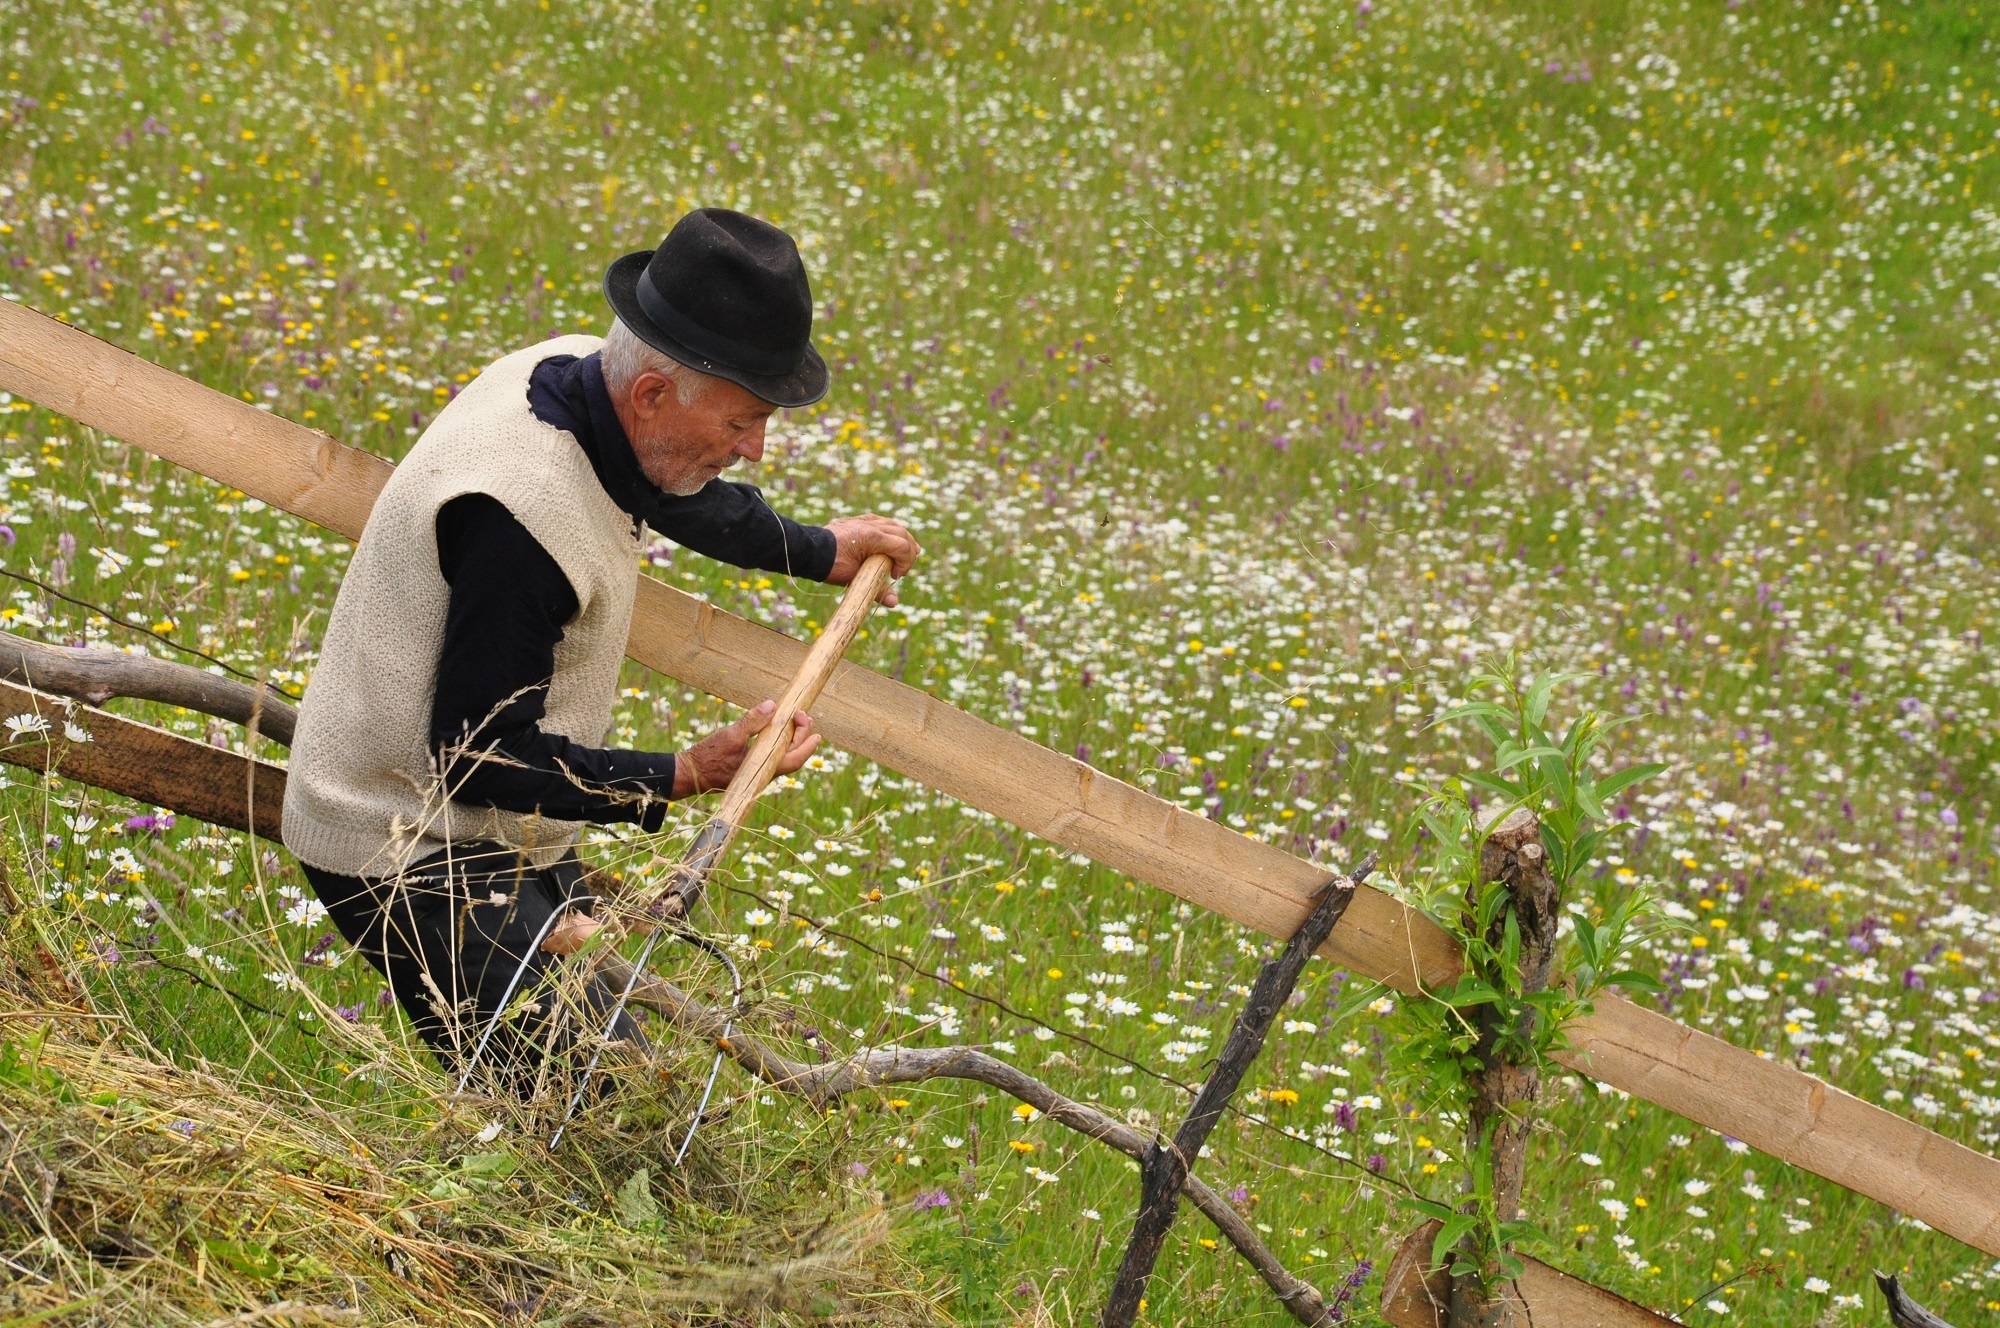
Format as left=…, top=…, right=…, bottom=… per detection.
left=0, top=914, right=943, bottom=1326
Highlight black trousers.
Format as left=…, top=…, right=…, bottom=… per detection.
left=301, top=841, right=645, bottom=1095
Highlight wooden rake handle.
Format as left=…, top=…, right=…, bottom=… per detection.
left=660, top=553, right=895, bottom=918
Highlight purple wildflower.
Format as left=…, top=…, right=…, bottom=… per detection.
left=1329, top=1258, right=1375, bottom=1321
left=333, top=1003, right=364, bottom=1023
left=911, top=1187, right=952, bottom=1210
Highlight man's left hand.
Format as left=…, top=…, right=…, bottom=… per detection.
left=825, top=513, right=922, bottom=606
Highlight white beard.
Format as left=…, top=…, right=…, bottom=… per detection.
left=634, top=427, right=732, bottom=495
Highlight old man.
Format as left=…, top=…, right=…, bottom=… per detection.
left=282, top=209, right=920, bottom=1084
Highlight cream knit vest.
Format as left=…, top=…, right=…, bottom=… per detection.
left=282, top=335, right=643, bottom=878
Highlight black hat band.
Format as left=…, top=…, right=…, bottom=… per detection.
left=635, top=267, right=804, bottom=378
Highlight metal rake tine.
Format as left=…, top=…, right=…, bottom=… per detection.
left=671, top=930, right=746, bottom=1167
left=549, top=924, right=668, bottom=1150
left=452, top=894, right=601, bottom=1101
left=554, top=561, right=893, bottom=1147
left=674, top=1041, right=730, bottom=1168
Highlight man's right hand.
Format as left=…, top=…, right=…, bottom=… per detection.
left=672, top=699, right=820, bottom=797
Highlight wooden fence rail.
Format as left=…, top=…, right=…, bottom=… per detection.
left=3, top=297, right=1997, bottom=1257
left=0, top=678, right=285, bottom=839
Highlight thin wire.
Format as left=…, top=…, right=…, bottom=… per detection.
left=717, top=874, right=1423, bottom=1198
left=0, top=563, right=301, bottom=698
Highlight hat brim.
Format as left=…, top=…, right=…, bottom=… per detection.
left=603, top=249, right=829, bottom=409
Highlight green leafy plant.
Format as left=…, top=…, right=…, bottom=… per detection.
left=1352, top=659, right=1669, bottom=1290
left=0, top=1028, right=75, bottom=1104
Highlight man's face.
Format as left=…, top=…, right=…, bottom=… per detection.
left=620, top=369, right=777, bottom=497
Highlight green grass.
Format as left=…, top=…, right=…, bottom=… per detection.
left=3, top=0, right=2000, bottom=1322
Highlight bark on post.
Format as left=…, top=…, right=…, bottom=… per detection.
left=1448, top=807, right=1560, bottom=1328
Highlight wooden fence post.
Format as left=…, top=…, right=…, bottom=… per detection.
left=1450, top=807, right=1560, bottom=1328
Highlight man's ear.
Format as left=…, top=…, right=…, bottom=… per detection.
left=628, top=368, right=673, bottom=423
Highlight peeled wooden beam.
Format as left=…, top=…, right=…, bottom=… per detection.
left=0, top=631, right=297, bottom=746
left=0, top=679, right=284, bottom=838
left=5, top=297, right=2000, bottom=1258
left=626, top=582, right=1454, bottom=991
left=1381, top=1221, right=1677, bottom=1328
left=0, top=294, right=1457, bottom=995
left=1557, top=993, right=2000, bottom=1259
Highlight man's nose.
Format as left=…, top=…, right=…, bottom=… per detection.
left=734, top=424, right=766, bottom=463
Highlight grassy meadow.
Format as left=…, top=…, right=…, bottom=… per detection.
left=3, top=0, right=2000, bottom=1322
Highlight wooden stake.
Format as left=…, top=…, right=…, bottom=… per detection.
left=1381, top=1221, right=1678, bottom=1328
left=1875, top=1272, right=1960, bottom=1328
left=1451, top=808, right=1560, bottom=1327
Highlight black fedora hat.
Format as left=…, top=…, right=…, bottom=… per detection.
left=603, top=208, right=829, bottom=408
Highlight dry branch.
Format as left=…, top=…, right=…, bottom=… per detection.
left=585, top=951, right=1337, bottom=1325
left=0, top=630, right=297, bottom=746
left=1874, top=1273, right=1959, bottom=1328
left=1101, top=864, right=1365, bottom=1328
left=4, top=298, right=2000, bottom=1258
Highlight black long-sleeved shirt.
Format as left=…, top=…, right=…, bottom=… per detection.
left=428, top=351, right=836, bottom=829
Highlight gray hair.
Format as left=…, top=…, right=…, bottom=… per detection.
left=600, top=317, right=717, bottom=405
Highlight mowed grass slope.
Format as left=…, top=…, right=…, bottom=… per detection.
left=2, top=0, right=1999, bottom=1322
